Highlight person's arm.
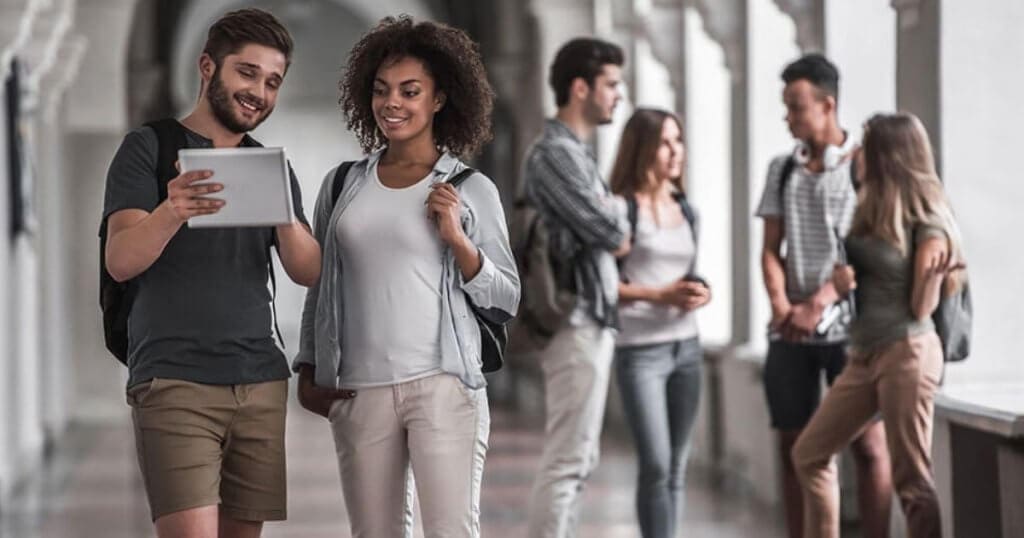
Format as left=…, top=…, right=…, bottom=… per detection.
left=106, top=169, right=222, bottom=281
left=619, top=280, right=710, bottom=311
left=430, top=174, right=520, bottom=323
left=761, top=217, right=792, bottom=330
left=273, top=167, right=321, bottom=287
left=910, top=235, right=963, bottom=320
left=292, top=167, right=356, bottom=416
left=274, top=222, right=320, bottom=287
left=530, top=146, right=628, bottom=253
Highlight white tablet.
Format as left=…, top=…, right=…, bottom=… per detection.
left=177, top=147, right=295, bottom=228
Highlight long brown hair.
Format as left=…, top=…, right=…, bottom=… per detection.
left=609, top=108, right=685, bottom=196
left=851, top=112, right=964, bottom=292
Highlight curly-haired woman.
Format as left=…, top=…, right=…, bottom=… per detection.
left=291, top=16, right=519, bottom=538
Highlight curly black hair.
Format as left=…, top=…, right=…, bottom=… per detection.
left=340, top=16, right=495, bottom=157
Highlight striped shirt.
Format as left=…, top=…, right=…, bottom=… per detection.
left=756, top=143, right=858, bottom=343
left=522, top=119, right=627, bottom=328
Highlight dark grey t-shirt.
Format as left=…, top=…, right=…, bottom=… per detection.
left=845, top=224, right=946, bottom=355
left=103, top=124, right=309, bottom=388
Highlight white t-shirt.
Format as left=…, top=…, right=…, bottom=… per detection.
left=334, top=162, right=444, bottom=387
left=613, top=195, right=699, bottom=347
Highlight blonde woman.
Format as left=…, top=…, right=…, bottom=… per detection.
left=792, top=113, right=965, bottom=538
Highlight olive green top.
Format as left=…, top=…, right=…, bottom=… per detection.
left=845, top=224, right=947, bottom=354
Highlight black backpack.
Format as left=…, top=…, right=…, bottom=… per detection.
left=329, top=162, right=507, bottom=373
left=98, top=119, right=282, bottom=365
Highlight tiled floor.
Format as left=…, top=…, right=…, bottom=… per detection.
left=2, top=393, right=786, bottom=538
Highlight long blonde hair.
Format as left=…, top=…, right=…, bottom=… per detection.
left=609, top=108, right=685, bottom=196
left=850, top=112, right=964, bottom=293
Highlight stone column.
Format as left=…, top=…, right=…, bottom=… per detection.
left=693, top=0, right=749, bottom=344
left=773, top=0, right=825, bottom=52
left=33, top=31, right=87, bottom=449
left=528, top=0, right=599, bottom=118
left=823, top=0, right=896, bottom=131
left=642, top=0, right=687, bottom=117
left=892, top=0, right=941, bottom=171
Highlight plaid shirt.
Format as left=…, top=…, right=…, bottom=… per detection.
left=522, top=119, right=626, bottom=328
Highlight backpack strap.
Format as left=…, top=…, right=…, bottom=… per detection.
left=619, top=192, right=704, bottom=284
left=777, top=155, right=797, bottom=207
left=144, top=119, right=188, bottom=199
left=331, top=161, right=358, bottom=206
left=626, top=195, right=639, bottom=247
left=447, top=167, right=478, bottom=188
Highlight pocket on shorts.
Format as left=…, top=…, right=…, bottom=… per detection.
left=125, top=378, right=162, bottom=407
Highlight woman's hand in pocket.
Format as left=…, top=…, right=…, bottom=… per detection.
left=297, top=365, right=356, bottom=419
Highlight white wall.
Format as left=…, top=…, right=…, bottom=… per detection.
left=940, top=0, right=1024, bottom=384
left=746, top=0, right=800, bottom=352
left=250, top=106, right=361, bottom=344
left=825, top=0, right=897, bottom=133
left=685, top=6, right=732, bottom=346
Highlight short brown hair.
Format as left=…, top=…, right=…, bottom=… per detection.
left=340, top=16, right=494, bottom=157
left=549, top=38, right=624, bottom=107
left=203, top=8, right=294, bottom=69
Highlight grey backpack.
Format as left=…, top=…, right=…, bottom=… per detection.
left=915, top=226, right=972, bottom=362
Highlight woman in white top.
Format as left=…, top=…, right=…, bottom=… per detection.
left=292, top=16, right=519, bottom=538
left=609, top=108, right=711, bottom=538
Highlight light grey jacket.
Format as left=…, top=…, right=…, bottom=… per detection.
left=292, top=150, right=520, bottom=390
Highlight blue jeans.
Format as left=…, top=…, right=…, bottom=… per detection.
left=614, top=337, right=702, bottom=538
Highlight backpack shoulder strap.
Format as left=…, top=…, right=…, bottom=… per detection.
left=143, top=119, right=187, bottom=201
left=616, top=195, right=638, bottom=282
left=331, top=161, right=357, bottom=206
left=673, top=192, right=698, bottom=245
left=778, top=155, right=797, bottom=204
left=849, top=155, right=860, bottom=191
left=626, top=194, right=639, bottom=247
left=447, top=167, right=478, bottom=188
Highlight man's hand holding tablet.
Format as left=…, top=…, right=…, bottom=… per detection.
left=165, top=165, right=224, bottom=222
left=178, top=147, right=296, bottom=228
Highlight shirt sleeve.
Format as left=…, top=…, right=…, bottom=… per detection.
left=755, top=156, right=788, bottom=218
left=287, top=162, right=310, bottom=227
left=458, top=171, right=520, bottom=323
left=102, top=127, right=160, bottom=220
left=529, top=144, right=625, bottom=250
left=915, top=223, right=949, bottom=246
left=292, top=166, right=338, bottom=371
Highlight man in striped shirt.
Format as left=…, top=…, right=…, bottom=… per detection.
left=757, top=54, right=893, bottom=538
left=523, top=38, right=630, bottom=538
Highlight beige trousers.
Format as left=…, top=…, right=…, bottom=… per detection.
left=792, top=332, right=944, bottom=538
left=329, top=373, right=490, bottom=538
left=527, top=322, right=616, bottom=538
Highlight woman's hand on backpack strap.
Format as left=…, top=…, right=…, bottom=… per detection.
left=427, top=183, right=466, bottom=247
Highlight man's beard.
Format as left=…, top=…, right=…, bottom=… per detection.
left=585, top=97, right=614, bottom=126
left=207, top=69, right=271, bottom=134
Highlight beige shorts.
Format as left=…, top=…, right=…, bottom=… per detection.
left=127, top=377, right=288, bottom=522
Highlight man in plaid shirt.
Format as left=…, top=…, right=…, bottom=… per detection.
left=523, top=37, right=630, bottom=538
